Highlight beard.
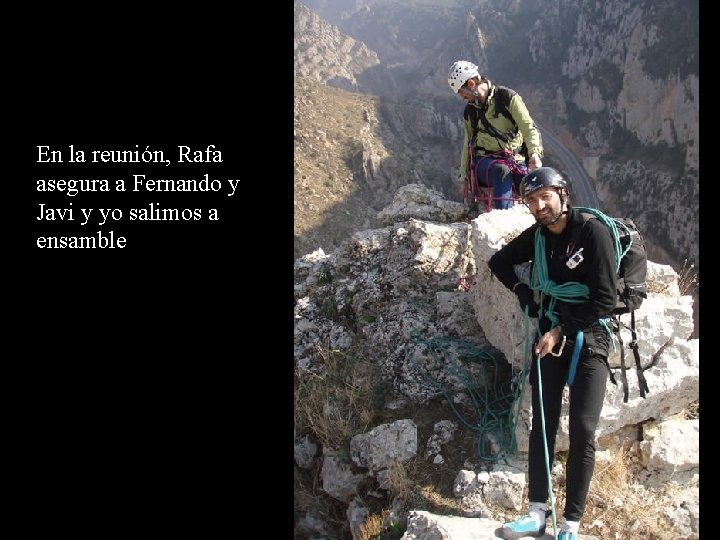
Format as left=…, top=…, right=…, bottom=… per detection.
left=533, top=206, right=563, bottom=226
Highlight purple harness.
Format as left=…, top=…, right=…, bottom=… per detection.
left=468, top=149, right=527, bottom=204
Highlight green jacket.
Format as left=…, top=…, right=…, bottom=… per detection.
left=458, top=84, right=543, bottom=186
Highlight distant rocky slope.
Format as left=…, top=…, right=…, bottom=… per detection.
left=294, top=2, right=380, bottom=91
left=294, top=77, right=458, bottom=259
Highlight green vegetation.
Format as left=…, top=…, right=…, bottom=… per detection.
left=563, top=101, right=598, bottom=137
left=609, top=127, right=685, bottom=176
left=351, top=1, right=469, bottom=50
left=365, top=0, right=469, bottom=7
left=640, top=1, right=699, bottom=79
left=590, top=60, right=624, bottom=102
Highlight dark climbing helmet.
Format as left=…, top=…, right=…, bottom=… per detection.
left=519, top=167, right=567, bottom=202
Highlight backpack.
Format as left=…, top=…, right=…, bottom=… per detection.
left=573, top=207, right=650, bottom=403
left=464, top=85, right=537, bottom=163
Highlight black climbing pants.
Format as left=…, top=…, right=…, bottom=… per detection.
left=527, top=342, right=609, bottom=522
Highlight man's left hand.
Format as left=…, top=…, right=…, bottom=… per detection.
left=535, top=325, right=563, bottom=357
left=528, top=154, right=542, bottom=170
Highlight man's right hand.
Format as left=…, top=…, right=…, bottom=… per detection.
left=514, top=283, right=539, bottom=317
left=460, top=181, right=468, bottom=202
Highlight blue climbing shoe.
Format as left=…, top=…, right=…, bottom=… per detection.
left=499, top=514, right=546, bottom=539
left=558, top=531, right=577, bottom=540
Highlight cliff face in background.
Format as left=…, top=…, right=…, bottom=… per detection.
left=295, top=0, right=699, bottom=273
left=517, top=0, right=698, bottom=269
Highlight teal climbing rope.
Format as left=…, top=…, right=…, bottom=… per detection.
left=530, top=228, right=589, bottom=331
left=406, top=321, right=532, bottom=463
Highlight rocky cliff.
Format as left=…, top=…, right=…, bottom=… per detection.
left=294, top=186, right=699, bottom=539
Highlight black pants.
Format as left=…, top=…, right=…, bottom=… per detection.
left=527, top=344, right=609, bottom=521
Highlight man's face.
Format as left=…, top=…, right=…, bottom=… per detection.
left=458, top=78, right=487, bottom=102
left=525, top=187, right=564, bottom=226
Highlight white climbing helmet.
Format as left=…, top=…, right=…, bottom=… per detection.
left=447, top=60, right=480, bottom=93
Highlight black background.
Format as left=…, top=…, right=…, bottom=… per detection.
left=16, top=6, right=293, bottom=534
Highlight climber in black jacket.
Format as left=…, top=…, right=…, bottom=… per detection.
left=487, top=167, right=617, bottom=540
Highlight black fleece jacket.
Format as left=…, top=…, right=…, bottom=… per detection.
left=487, top=207, right=617, bottom=343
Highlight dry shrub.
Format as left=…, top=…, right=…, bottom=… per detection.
left=684, top=400, right=699, bottom=420
left=294, top=465, right=349, bottom=538
left=294, top=345, right=385, bottom=539
left=357, top=513, right=384, bottom=540
left=356, top=457, right=465, bottom=539
left=386, top=459, right=415, bottom=503
left=294, top=345, right=380, bottom=450
left=582, top=446, right=679, bottom=539
left=358, top=507, right=407, bottom=540
left=385, top=456, right=465, bottom=516
left=678, top=258, right=698, bottom=296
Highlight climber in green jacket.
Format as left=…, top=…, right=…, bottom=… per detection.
left=448, top=60, right=544, bottom=210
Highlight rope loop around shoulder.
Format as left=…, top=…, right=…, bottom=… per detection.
left=530, top=228, right=589, bottom=301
